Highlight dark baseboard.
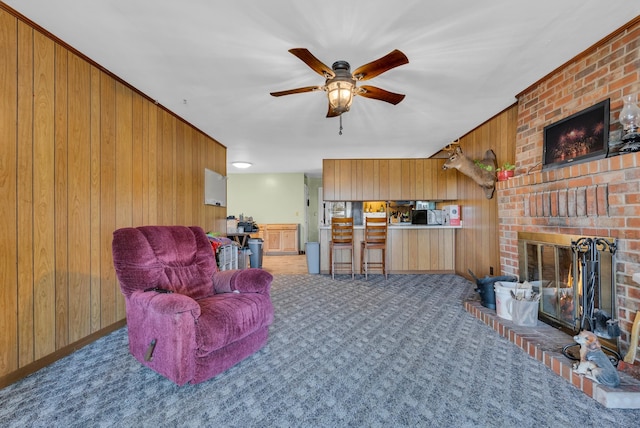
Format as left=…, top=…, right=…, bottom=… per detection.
left=0, top=319, right=127, bottom=389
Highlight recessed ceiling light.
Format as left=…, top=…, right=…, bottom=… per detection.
left=231, top=161, right=252, bottom=169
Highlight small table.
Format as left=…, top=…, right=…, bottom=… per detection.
left=226, top=232, right=252, bottom=248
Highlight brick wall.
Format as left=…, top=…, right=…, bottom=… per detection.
left=498, top=19, right=640, bottom=354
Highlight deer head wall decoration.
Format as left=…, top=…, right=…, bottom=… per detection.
left=442, top=146, right=497, bottom=199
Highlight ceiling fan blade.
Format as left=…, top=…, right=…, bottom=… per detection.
left=288, top=48, right=335, bottom=78
left=352, top=49, right=409, bottom=81
left=270, top=86, right=323, bottom=97
left=357, top=85, right=406, bottom=105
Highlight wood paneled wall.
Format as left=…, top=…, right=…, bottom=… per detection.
left=453, top=105, right=518, bottom=279
left=322, top=158, right=457, bottom=201
left=0, top=8, right=227, bottom=386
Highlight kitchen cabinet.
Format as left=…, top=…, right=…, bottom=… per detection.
left=264, top=224, right=299, bottom=255
left=323, top=158, right=457, bottom=201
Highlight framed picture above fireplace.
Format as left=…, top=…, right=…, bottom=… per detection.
left=542, top=99, right=610, bottom=170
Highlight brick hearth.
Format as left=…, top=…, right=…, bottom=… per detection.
left=464, top=299, right=640, bottom=409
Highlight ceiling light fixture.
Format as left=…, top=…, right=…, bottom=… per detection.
left=325, top=61, right=355, bottom=136
left=231, top=161, right=252, bottom=169
left=326, top=61, right=355, bottom=114
left=270, top=49, right=408, bottom=136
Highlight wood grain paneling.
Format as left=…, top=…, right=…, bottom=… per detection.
left=361, top=159, right=374, bottom=199
left=386, top=228, right=455, bottom=272
left=67, top=52, right=92, bottom=343
left=388, top=159, right=402, bottom=200
left=89, top=65, right=101, bottom=333
left=338, top=159, right=351, bottom=200
left=33, top=29, right=56, bottom=360
left=322, top=158, right=457, bottom=201
left=114, top=81, right=133, bottom=320
left=100, top=73, right=117, bottom=328
left=0, top=9, right=18, bottom=375
left=453, top=105, right=517, bottom=279
left=322, top=159, right=335, bottom=200
left=54, top=44, right=69, bottom=352
left=414, top=159, right=425, bottom=200
left=378, top=160, right=389, bottom=200
left=132, top=93, right=145, bottom=227
left=17, top=20, right=34, bottom=368
left=0, top=8, right=228, bottom=387
left=401, top=159, right=414, bottom=200
left=352, top=159, right=363, bottom=201
left=175, top=122, right=186, bottom=225
left=115, top=81, right=133, bottom=231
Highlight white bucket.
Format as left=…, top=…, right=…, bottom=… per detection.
left=494, top=282, right=531, bottom=320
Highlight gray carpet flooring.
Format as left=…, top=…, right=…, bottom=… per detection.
left=1, top=273, right=639, bottom=427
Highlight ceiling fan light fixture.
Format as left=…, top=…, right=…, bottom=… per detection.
left=326, top=61, right=356, bottom=114
left=270, top=49, right=408, bottom=119
left=327, top=79, right=355, bottom=114
left=231, top=161, right=252, bottom=169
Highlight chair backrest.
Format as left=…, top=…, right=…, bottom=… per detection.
left=331, top=217, right=354, bottom=245
left=112, top=225, right=217, bottom=299
left=364, top=217, right=387, bottom=245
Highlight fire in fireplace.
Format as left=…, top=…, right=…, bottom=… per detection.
left=517, top=232, right=619, bottom=355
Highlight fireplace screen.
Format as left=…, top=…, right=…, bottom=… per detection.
left=522, top=239, right=576, bottom=329
left=518, top=232, right=616, bottom=336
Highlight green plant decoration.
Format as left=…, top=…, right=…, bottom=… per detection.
left=496, top=162, right=515, bottom=172
left=473, top=159, right=495, bottom=172
left=496, top=162, right=516, bottom=172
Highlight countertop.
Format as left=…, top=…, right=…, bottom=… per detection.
left=319, top=223, right=462, bottom=229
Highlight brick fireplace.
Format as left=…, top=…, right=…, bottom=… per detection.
left=497, top=18, right=640, bottom=361
left=457, top=16, right=640, bottom=409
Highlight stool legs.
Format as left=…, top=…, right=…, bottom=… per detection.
left=330, top=243, right=334, bottom=279
left=331, top=245, right=354, bottom=279
left=361, top=244, right=387, bottom=280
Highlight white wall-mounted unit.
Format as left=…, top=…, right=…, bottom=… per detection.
left=204, top=168, right=227, bottom=207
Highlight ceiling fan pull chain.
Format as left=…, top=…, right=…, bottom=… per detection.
left=339, top=114, right=343, bottom=135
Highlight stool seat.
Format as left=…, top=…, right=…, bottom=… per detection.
left=360, top=217, right=387, bottom=279
left=329, top=217, right=354, bottom=279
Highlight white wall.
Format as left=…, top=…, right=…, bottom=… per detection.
left=227, top=173, right=307, bottom=244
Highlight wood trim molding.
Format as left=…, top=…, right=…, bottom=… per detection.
left=0, top=320, right=126, bottom=389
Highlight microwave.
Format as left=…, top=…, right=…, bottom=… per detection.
left=412, top=209, right=443, bottom=225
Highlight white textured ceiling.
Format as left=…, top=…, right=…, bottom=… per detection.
left=5, top=1, right=639, bottom=176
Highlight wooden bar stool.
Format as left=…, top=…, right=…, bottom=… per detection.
left=360, top=217, right=388, bottom=279
left=329, top=217, right=354, bottom=279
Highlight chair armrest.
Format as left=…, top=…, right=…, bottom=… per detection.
left=212, top=268, right=273, bottom=294
left=125, top=291, right=201, bottom=385
left=128, top=290, right=201, bottom=318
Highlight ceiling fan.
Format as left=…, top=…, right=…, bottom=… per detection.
left=270, top=48, right=409, bottom=119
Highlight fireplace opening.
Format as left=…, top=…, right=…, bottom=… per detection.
left=517, top=232, right=620, bottom=359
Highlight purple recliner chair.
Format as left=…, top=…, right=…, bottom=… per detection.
left=112, top=225, right=274, bottom=385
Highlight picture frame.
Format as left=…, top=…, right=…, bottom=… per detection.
left=542, top=99, right=610, bottom=170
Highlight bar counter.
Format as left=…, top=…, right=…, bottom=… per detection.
left=318, top=223, right=459, bottom=274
